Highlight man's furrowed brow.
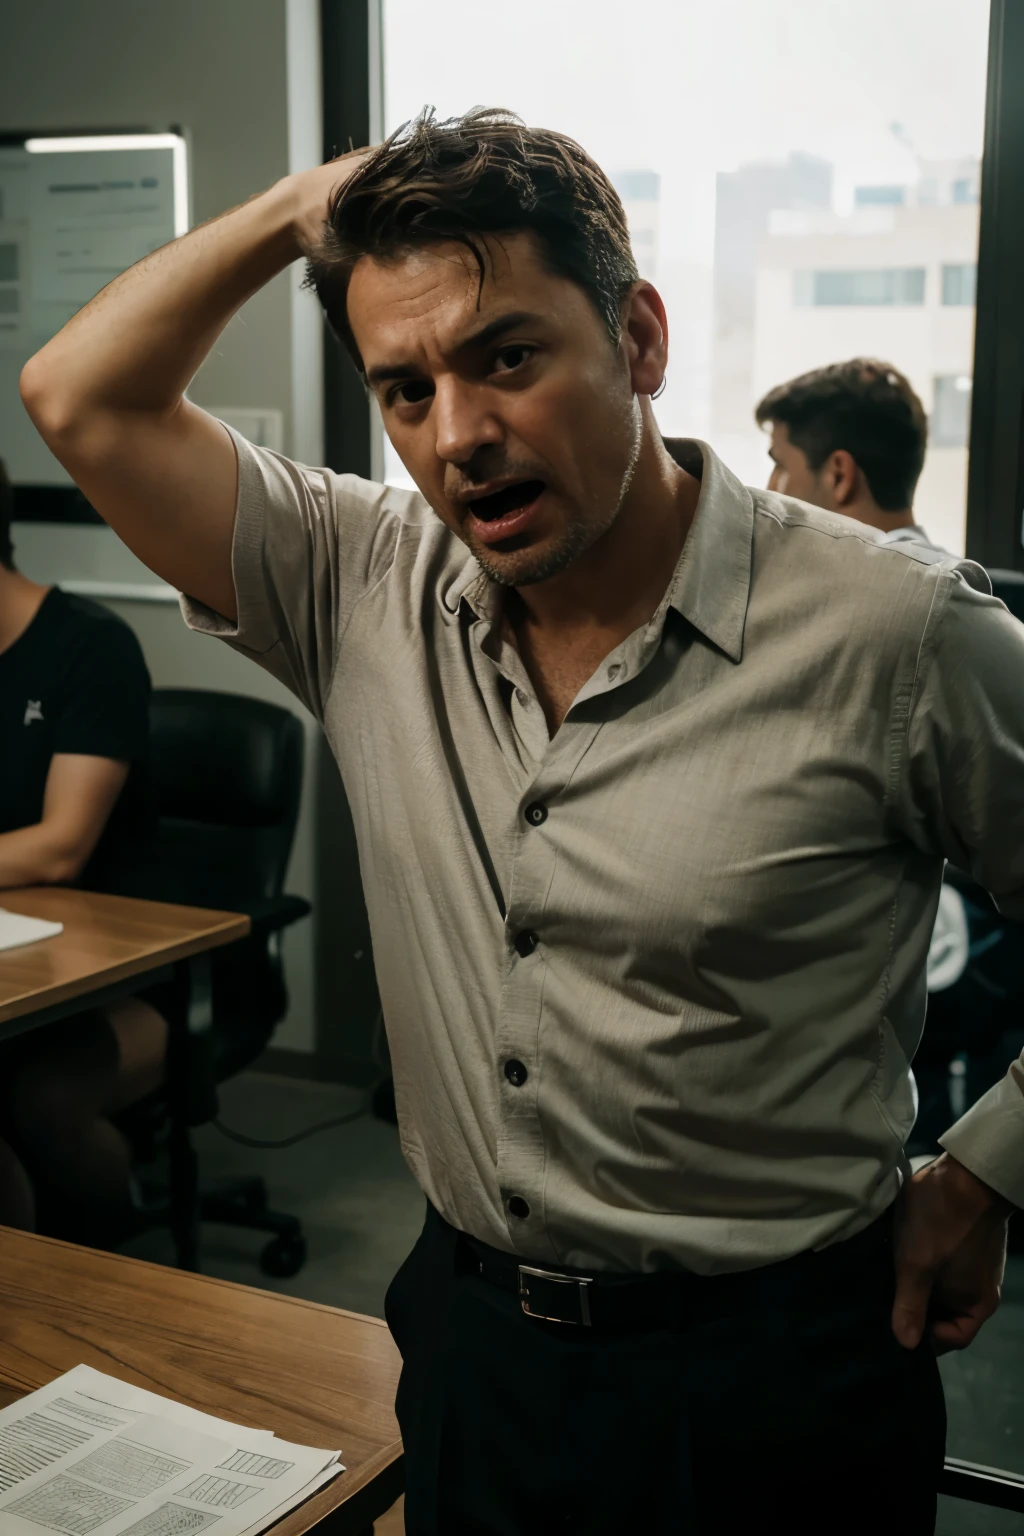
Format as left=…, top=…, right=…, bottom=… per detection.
left=365, top=310, right=544, bottom=390
left=366, top=361, right=417, bottom=389
left=456, top=310, right=544, bottom=352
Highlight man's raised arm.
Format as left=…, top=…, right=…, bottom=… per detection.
left=19, top=155, right=364, bottom=621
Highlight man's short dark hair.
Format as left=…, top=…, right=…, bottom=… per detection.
left=305, top=107, right=639, bottom=372
left=0, top=459, right=14, bottom=569
left=755, top=359, right=927, bottom=511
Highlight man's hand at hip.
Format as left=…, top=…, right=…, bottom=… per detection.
left=892, top=1152, right=1013, bottom=1353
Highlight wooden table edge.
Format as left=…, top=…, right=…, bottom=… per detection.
left=0, top=1226, right=392, bottom=1330
left=0, top=1227, right=405, bottom=1532
left=0, top=910, right=251, bottom=1025
left=273, top=1440, right=404, bottom=1534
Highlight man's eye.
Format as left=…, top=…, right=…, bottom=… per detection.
left=494, top=345, right=534, bottom=374
left=391, top=380, right=433, bottom=406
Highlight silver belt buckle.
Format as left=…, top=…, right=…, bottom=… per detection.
left=518, top=1264, right=593, bottom=1326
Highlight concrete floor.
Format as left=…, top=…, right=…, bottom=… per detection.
left=122, top=1071, right=1024, bottom=1534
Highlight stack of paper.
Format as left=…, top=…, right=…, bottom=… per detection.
left=0, top=908, right=63, bottom=953
left=0, top=1364, right=344, bottom=1535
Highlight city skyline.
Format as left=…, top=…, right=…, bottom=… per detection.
left=382, top=0, right=989, bottom=543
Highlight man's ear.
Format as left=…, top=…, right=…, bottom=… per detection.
left=622, top=282, right=668, bottom=397
left=822, top=448, right=860, bottom=509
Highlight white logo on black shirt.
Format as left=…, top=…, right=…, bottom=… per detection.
left=24, top=700, right=44, bottom=725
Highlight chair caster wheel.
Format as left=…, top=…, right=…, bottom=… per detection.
left=260, top=1233, right=307, bottom=1278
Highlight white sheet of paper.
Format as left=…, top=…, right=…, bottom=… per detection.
left=63, top=1365, right=276, bottom=1443
left=0, top=1367, right=344, bottom=1536
left=0, top=907, right=63, bottom=952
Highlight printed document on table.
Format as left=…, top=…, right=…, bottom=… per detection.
left=0, top=1368, right=344, bottom=1536
left=60, top=1367, right=277, bottom=1444
left=0, top=907, right=63, bottom=951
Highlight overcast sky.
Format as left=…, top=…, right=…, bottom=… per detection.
left=380, top=0, right=988, bottom=492
left=384, top=0, right=990, bottom=266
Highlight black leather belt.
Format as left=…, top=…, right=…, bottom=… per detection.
left=457, top=1210, right=892, bottom=1331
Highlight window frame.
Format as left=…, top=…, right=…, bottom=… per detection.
left=965, top=0, right=1024, bottom=569
left=320, top=0, right=376, bottom=484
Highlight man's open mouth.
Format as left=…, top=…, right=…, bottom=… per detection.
left=468, top=480, right=546, bottom=522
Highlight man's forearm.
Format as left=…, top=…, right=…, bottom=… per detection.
left=17, top=150, right=364, bottom=614
left=0, top=823, right=85, bottom=889
left=20, top=179, right=301, bottom=437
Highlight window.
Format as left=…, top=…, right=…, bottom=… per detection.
left=932, top=373, right=973, bottom=445
left=382, top=0, right=987, bottom=556
left=794, top=268, right=926, bottom=306
left=854, top=184, right=906, bottom=206
left=942, top=261, right=977, bottom=305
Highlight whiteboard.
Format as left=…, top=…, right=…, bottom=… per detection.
left=0, top=133, right=188, bottom=487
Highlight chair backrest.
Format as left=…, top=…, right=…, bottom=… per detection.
left=136, top=688, right=305, bottom=910
left=989, top=569, right=1024, bottom=624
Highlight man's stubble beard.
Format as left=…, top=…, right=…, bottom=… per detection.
left=472, top=408, right=644, bottom=590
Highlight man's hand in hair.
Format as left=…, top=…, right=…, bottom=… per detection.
left=289, top=148, right=372, bottom=257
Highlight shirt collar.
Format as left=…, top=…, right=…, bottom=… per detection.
left=441, top=436, right=754, bottom=662
left=441, top=559, right=495, bottom=620
left=661, top=438, right=753, bottom=663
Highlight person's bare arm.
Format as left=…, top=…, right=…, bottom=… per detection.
left=19, top=155, right=366, bottom=621
left=0, top=756, right=130, bottom=888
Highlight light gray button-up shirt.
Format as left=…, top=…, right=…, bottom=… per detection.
left=183, top=430, right=1024, bottom=1275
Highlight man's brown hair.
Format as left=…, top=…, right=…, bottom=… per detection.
left=755, top=359, right=928, bottom=511
left=305, top=107, right=639, bottom=372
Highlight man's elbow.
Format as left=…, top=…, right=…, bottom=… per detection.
left=19, top=355, right=110, bottom=459
left=38, top=843, right=91, bottom=887
left=20, top=354, right=75, bottom=445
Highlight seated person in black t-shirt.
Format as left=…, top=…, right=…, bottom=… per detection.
left=0, top=460, right=166, bottom=1241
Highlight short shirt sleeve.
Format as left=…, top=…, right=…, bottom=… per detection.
left=902, top=569, right=1024, bottom=920
left=54, top=612, right=151, bottom=764
left=180, top=425, right=419, bottom=721
left=900, top=570, right=1024, bottom=1205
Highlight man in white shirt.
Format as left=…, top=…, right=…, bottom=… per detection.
left=756, top=359, right=942, bottom=552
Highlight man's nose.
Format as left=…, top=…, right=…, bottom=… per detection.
left=433, top=378, right=503, bottom=465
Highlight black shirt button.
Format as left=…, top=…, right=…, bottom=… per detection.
left=508, top=1195, right=531, bottom=1219
left=525, top=801, right=548, bottom=826
left=504, top=1059, right=528, bottom=1087
left=513, top=930, right=539, bottom=958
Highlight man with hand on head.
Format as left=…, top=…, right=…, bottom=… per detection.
left=20, top=110, right=1024, bottom=1535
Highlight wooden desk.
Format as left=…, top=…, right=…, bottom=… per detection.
left=0, top=1227, right=404, bottom=1535
left=0, top=887, right=251, bottom=1269
left=0, top=886, right=248, bottom=1040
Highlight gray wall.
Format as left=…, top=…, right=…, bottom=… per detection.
left=2, top=0, right=296, bottom=443
left=2, top=0, right=328, bottom=1053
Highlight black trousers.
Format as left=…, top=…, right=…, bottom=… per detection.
left=384, top=1203, right=946, bottom=1535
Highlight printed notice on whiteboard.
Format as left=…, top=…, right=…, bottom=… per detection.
left=0, top=1365, right=343, bottom=1536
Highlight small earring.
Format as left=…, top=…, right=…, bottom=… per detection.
left=652, top=376, right=667, bottom=400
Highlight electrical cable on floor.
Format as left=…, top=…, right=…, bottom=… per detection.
left=211, top=1009, right=389, bottom=1149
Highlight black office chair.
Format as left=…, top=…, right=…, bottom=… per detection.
left=116, top=688, right=312, bottom=1277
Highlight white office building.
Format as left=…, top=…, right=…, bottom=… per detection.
left=749, top=160, right=979, bottom=553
